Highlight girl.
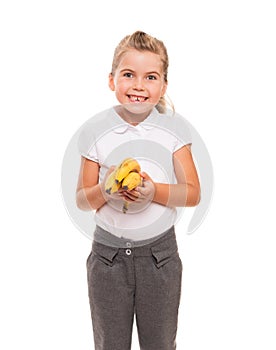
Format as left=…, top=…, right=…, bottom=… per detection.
left=76, top=31, right=200, bottom=350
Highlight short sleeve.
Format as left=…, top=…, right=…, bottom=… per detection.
left=173, top=125, right=192, bottom=152
left=78, top=120, right=99, bottom=162
left=173, top=115, right=192, bottom=152
left=166, top=113, right=192, bottom=152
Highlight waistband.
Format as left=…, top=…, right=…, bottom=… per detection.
left=93, top=225, right=175, bottom=248
left=91, top=226, right=178, bottom=262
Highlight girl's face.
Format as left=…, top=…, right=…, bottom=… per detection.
left=109, top=49, right=167, bottom=117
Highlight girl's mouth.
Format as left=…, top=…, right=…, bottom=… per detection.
left=127, top=95, right=148, bottom=103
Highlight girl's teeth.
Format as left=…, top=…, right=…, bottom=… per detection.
left=129, top=95, right=146, bottom=102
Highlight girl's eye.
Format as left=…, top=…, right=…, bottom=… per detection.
left=123, top=72, right=133, bottom=78
left=147, top=75, right=157, bottom=80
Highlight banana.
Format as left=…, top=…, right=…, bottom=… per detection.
left=104, top=157, right=142, bottom=213
left=115, top=158, right=141, bottom=183
left=104, top=170, right=121, bottom=194
left=122, top=172, right=142, bottom=191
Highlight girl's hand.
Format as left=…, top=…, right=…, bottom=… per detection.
left=123, top=172, right=155, bottom=203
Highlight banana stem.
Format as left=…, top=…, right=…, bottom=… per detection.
left=122, top=201, right=129, bottom=213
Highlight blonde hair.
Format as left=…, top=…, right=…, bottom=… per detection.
left=111, top=31, right=174, bottom=114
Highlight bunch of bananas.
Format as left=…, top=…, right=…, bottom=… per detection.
left=104, top=158, right=143, bottom=213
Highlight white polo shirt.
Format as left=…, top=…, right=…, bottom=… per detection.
left=78, top=106, right=192, bottom=240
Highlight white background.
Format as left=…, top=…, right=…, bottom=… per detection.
left=1, top=0, right=276, bottom=349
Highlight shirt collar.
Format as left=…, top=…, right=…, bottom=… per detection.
left=111, top=107, right=159, bottom=134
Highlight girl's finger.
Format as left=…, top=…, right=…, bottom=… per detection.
left=123, top=192, right=137, bottom=201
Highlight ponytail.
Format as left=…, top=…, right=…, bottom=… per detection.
left=156, top=95, right=175, bottom=114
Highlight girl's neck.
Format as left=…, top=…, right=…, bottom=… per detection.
left=115, top=105, right=153, bottom=126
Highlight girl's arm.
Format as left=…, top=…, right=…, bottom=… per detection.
left=76, top=157, right=107, bottom=211
left=76, top=145, right=200, bottom=210
left=134, top=144, right=200, bottom=207
left=153, top=144, right=200, bottom=207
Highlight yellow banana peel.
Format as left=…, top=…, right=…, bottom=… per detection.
left=122, top=172, right=142, bottom=191
left=115, top=158, right=141, bottom=183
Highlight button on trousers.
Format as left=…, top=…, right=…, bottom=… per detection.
left=86, top=226, right=182, bottom=350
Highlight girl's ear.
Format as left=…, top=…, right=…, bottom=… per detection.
left=108, top=73, right=115, bottom=91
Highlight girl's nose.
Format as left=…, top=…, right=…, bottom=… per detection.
left=133, top=78, right=145, bottom=91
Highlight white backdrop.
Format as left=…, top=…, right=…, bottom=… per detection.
left=1, top=0, right=276, bottom=349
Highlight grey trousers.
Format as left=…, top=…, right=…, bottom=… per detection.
left=86, top=226, right=182, bottom=350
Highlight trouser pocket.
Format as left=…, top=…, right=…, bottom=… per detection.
left=87, top=241, right=119, bottom=267
left=150, top=237, right=180, bottom=268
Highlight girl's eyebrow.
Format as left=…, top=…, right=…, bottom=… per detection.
left=146, top=71, right=161, bottom=77
left=120, top=68, right=161, bottom=77
left=120, top=69, right=135, bottom=73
